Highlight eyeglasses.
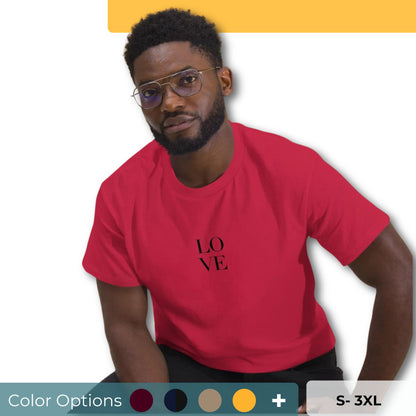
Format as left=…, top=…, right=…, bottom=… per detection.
left=132, top=67, right=220, bottom=109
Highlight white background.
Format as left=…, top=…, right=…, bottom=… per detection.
left=0, top=0, right=414, bottom=388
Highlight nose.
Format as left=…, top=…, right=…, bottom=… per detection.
left=159, top=84, right=185, bottom=113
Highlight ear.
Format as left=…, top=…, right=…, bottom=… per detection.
left=218, top=67, right=233, bottom=96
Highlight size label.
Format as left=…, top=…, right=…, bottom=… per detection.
left=307, top=381, right=414, bottom=414
left=336, top=394, right=382, bottom=407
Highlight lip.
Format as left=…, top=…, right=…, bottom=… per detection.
left=163, top=116, right=196, bottom=134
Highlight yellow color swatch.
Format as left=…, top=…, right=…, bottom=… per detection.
left=232, top=389, right=256, bottom=413
left=108, top=0, right=416, bottom=33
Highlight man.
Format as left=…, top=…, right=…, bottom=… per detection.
left=83, top=8, right=412, bottom=412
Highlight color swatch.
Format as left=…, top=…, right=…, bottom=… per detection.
left=164, top=388, right=188, bottom=412
left=232, top=388, right=256, bottom=412
left=130, top=388, right=153, bottom=412
left=198, top=389, right=222, bottom=412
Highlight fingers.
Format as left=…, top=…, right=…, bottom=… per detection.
left=298, top=401, right=307, bottom=414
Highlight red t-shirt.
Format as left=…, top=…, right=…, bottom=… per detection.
left=83, top=122, right=389, bottom=373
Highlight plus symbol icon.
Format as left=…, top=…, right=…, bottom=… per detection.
left=272, top=393, right=286, bottom=407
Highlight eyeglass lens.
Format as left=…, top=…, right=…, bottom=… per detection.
left=135, top=69, right=202, bottom=109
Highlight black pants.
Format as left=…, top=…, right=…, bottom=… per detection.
left=101, top=345, right=343, bottom=405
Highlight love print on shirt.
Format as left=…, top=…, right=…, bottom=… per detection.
left=196, top=236, right=229, bottom=271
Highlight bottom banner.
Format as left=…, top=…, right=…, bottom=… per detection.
left=0, top=382, right=298, bottom=415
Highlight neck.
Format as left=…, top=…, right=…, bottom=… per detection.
left=169, top=120, right=234, bottom=188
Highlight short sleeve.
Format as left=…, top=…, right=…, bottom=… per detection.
left=82, top=184, right=142, bottom=287
left=306, top=154, right=390, bottom=266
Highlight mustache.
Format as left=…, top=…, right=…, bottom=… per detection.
left=162, top=111, right=199, bottom=125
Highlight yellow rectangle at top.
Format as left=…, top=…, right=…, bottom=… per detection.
left=108, top=0, right=416, bottom=33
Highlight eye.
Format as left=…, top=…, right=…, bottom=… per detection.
left=140, top=85, right=159, bottom=98
left=178, top=73, right=198, bottom=86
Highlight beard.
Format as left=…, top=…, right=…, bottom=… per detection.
left=149, top=89, right=225, bottom=156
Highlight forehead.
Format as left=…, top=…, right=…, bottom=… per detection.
left=133, top=41, right=212, bottom=86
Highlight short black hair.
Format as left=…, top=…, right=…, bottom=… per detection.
left=124, top=8, right=223, bottom=80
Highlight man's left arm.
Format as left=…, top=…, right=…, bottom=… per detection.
left=349, top=223, right=413, bottom=380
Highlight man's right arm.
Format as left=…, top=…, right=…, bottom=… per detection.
left=96, top=280, right=169, bottom=382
